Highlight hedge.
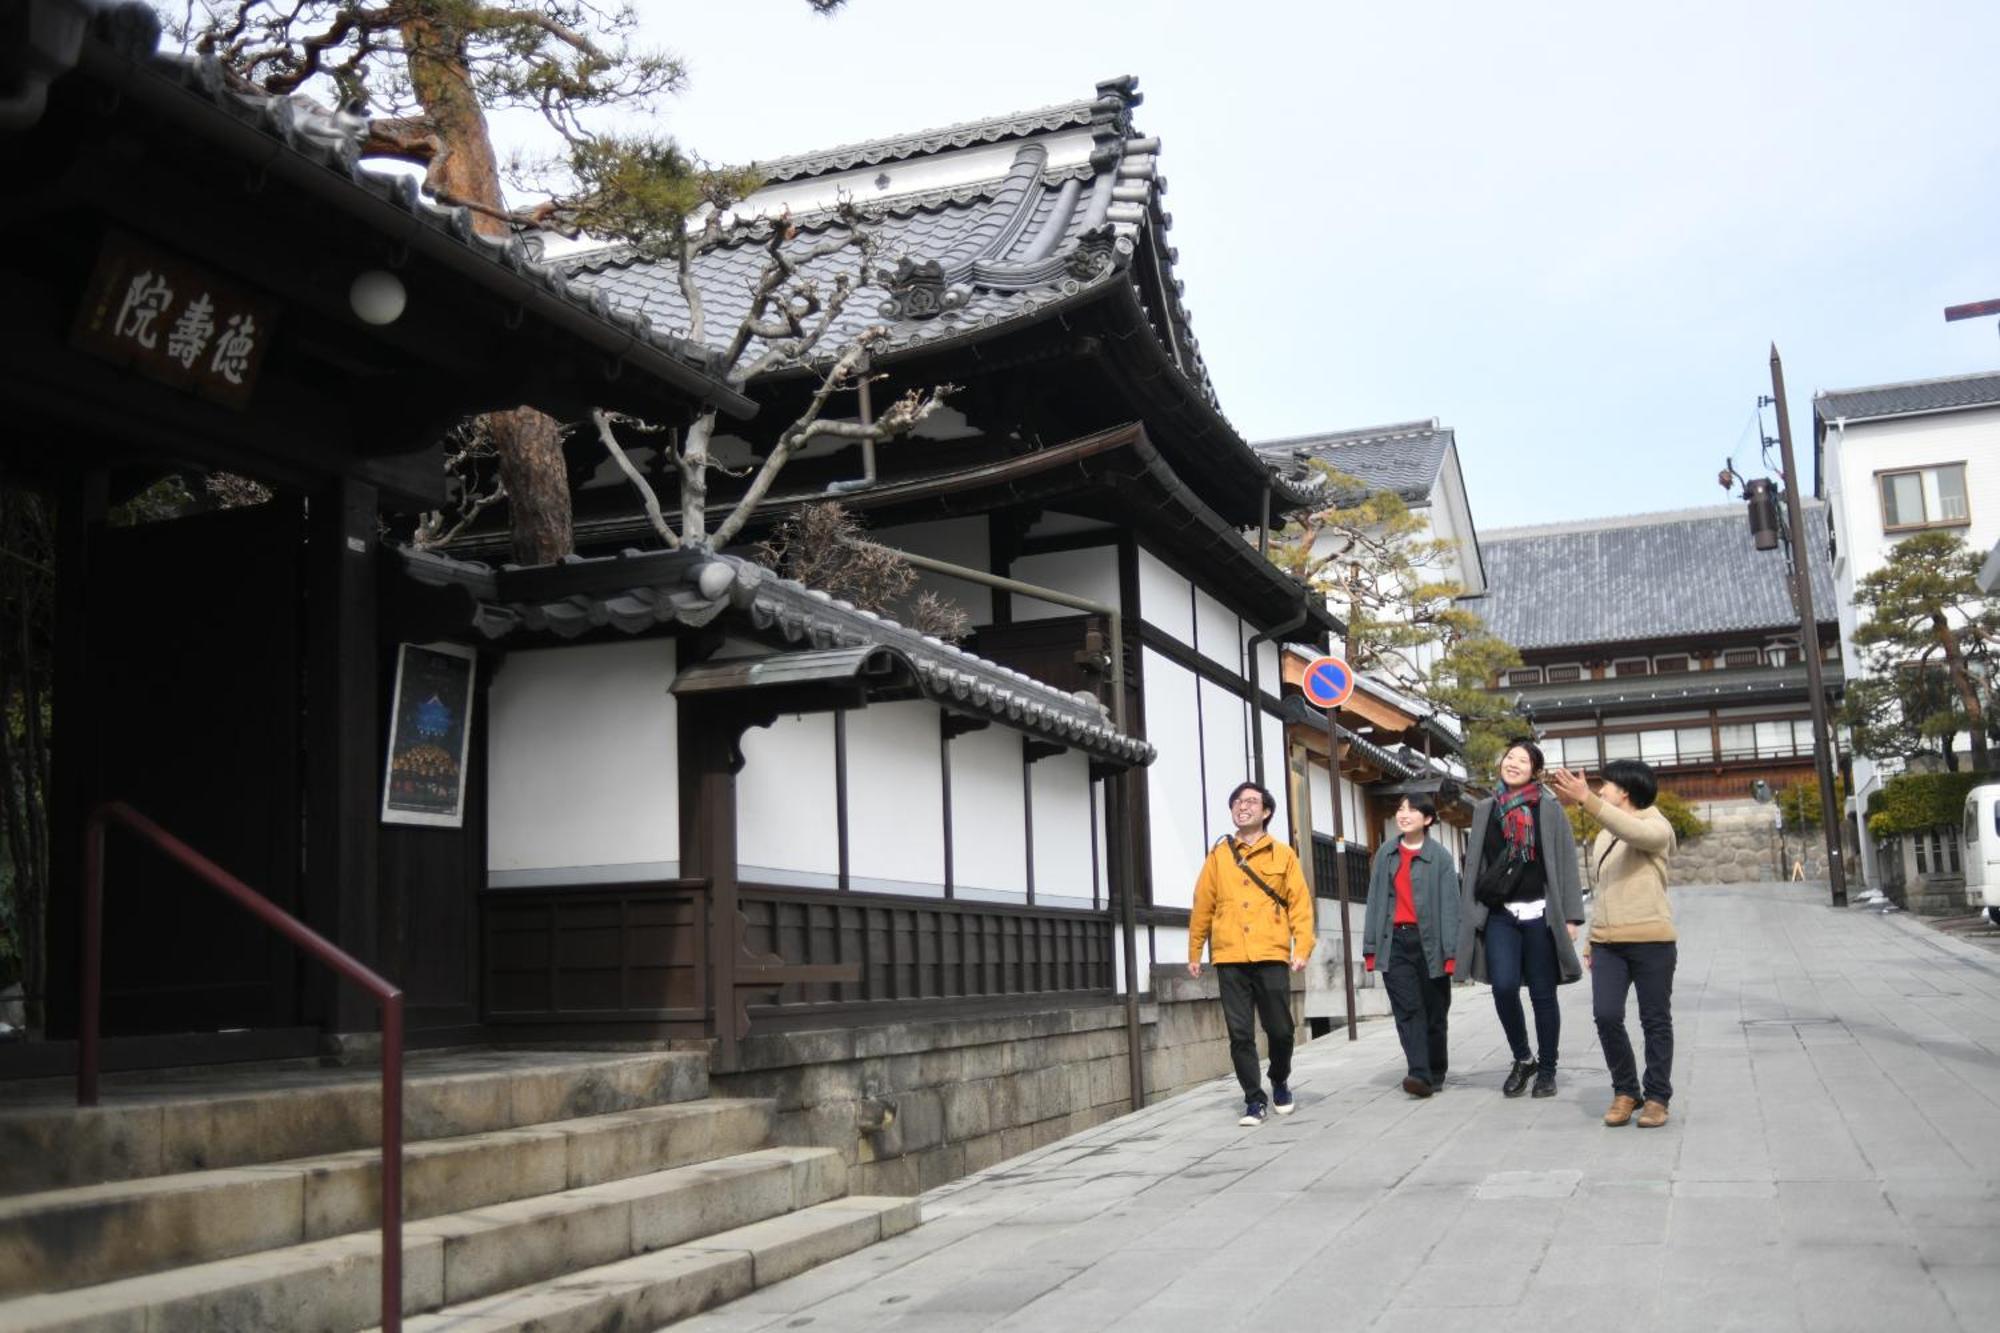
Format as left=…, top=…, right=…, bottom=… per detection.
left=1865, top=771, right=1989, bottom=839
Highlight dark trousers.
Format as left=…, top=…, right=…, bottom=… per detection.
left=1592, top=940, right=1677, bottom=1104
left=1217, top=961, right=1294, bottom=1103
left=1484, top=907, right=1561, bottom=1073
left=1382, top=926, right=1451, bottom=1084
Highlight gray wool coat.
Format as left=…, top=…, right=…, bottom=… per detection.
left=1456, top=790, right=1588, bottom=985
left=1361, top=836, right=1462, bottom=980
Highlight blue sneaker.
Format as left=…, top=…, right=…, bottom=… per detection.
left=1272, top=1082, right=1296, bottom=1115
left=1238, top=1096, right=1269, bottom=1127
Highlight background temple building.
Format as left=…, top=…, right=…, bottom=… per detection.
left=1469, top=503, right=1844, bottom=881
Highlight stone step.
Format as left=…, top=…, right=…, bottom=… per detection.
left=0, top=1146, right=844, bottom=1333
left=0, top=1098, right=775, bottom=1299
left=373, top=1197, right=920, bottom=1333
left=0, top=1051, right=708, bottom=1195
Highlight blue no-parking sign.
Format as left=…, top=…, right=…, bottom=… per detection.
left=1301, top=655, right=1354, bottom=710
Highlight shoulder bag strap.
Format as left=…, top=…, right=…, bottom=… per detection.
left=1222, top=836, right=1291, bottom=913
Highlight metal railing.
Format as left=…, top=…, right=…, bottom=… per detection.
left=81, top=801, right=407, bottom=1332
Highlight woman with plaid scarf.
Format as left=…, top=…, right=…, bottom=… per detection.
left=1457, top=739, right=1588, bottom=1098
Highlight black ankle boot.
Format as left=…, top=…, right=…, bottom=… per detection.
left=1531, top=1070, right=1557, bottom=1098
left=1502, top=1060, right=1535, bottom=1097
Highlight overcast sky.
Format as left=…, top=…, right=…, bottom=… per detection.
left=499, top=0, right=2000, bottom=531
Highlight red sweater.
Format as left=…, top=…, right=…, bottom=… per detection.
left=1393, top=844, right=1420, bottom=926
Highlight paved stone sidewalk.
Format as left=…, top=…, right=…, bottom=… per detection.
left=677, top=882, right=2000, bottom=1332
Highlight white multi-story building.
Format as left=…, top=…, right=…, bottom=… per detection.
left=1814, top=369, right=2000, bottom=884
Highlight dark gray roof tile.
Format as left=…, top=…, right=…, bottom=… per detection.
left=1471, top=503, right=1838, bottom=650
left=1254, top=422, right=1452, bottom=503
left=1815, top=370, right=2000, bottom=424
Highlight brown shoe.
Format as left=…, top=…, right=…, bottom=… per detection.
left=1603, top=1095, right=1640, bottom=1127
left=1636, top=1099, right=1669, bottom=1128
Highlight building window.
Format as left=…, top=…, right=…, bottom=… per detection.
left=1602, top=732, right=1641, bottom=761
left=1879, top=463, right=1969, bottom=531
left=1718, top=724, right=1756, bottom=760
left=1655, top=654, right=1690, bottom=675
left=1506, top=667, right=1543, bottom=686
left=1640, top=730, right=1677, bottom=765
left=1676, top=726, right=1713, bottom=764
left=1613, top=658, right=1650, bottom=677
left=1916, top=836, right=1930, bottom=875
left=1545, top=664, right=1582, bottom=683
left=1722, top=648, right=1760, bottom=669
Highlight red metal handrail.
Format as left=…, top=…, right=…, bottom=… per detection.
left=81, top=801, right=406, bottom=1332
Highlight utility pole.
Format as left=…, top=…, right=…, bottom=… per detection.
left=1767, top=344, right=1848, bottom=907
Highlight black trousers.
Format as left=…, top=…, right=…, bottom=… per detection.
left=1217, top=961, right=1294, bottom=1102
left=1592, top=940, right=1677, bottom=1104
left=1383, top=926, right=1451, bottom=1084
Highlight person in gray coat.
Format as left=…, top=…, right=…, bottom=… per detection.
left=1457, top=739, right=1587, bottom=1098
left=1363, top=793, right=1462, bottom=1098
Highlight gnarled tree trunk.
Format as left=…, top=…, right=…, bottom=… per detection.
left=400, top=13, right=572, bottom=563
left=488, top=407, right=572, bottom=565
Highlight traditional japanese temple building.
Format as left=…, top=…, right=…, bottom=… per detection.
left=422, top=76, right=1340, bottom=1031
left=1471, top=504, right=1844, bottom=804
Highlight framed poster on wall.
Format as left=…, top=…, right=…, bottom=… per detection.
left=381, top=641, right=477, bottom=827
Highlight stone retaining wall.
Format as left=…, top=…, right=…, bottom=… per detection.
left=1654, top=799, right=1788, bottom=885
left=712, top=968, right=1311, bottom=1196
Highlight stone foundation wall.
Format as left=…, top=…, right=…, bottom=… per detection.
left=712, top=969, right=1311, bottom=1196
left=1666, top=800, right=1786, bottom=885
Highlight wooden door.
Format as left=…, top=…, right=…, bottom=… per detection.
left=84, top=500, right=305, bottom=1035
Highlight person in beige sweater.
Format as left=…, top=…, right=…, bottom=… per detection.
left=1549, top=759, right=1678, bottom=1129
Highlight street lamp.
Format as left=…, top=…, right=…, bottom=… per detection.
left=1717, top=346, right=1848, bottom=907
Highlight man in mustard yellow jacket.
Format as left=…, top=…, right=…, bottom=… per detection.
left=1189, top=781, right=1315, bottom=1125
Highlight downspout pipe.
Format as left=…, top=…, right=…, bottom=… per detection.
left=823, top=362, right=878, bottom=496
left=847, top=540, right=1145, bottom=1108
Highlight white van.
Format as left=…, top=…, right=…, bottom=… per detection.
left=1962, top=785, right=2000, bottom=925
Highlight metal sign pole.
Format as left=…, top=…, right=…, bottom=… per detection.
left=1326, top=715, right=1359, bottom=1041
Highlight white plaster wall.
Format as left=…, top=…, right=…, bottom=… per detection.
left=1262, top=709, right=1293, bottom=862
left=875, top=515, right=994, bottom=625
left=1193, top=588, right=1243, bottom=675
left=1826, top=406, right=2000, bottom=827
left=949, top=723, right=1028, bottom=900
left=1094, top=780, right=1111, bottom=908
left=1113, top=928, right=1149, bottom=996
left=1154, top=924, right=1190, bottom=974
left=1143, top=647, right=1205, bottom=910
left=1201, top=678, right=1251, bottom=842
left=1137, top=545, right=1193, bottom=645
left=845, top=702, right=946, bottom=894
left=738, top=711, right=840, bottom=888
left=1308, top=756, right=1335, bottom=844
left=1011, top=545, right=1120, bottom=622
left=487, top=640, right=679, bottom=886
left=1030, top=750, right=1095, bottom=908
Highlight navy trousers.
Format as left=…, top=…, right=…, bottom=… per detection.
left=1592, top=940, right=1677, bottom=1104
left=1484, top=907, right=1561, bottom=1073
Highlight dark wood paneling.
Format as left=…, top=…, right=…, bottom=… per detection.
left=738, top=885, right=1113, bottom=1014
left=481, top=883, right=707, bottom=1024
left=61, top=502, right=304, bottom=1037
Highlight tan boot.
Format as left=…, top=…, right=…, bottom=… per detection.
left=1603, top=1095, right=1640, bottom=1127
left=1636, top=1099, right=1669, bottom=1128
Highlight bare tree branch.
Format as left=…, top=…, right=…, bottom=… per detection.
left=591, top=408, right=681, bottom=549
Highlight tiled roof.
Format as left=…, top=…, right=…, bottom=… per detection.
left=1815, top=370, right=2000, bottom=425
left=751, top=98, right=1103, bottom=183
left=41, top=1, right=747, bottom=416
left=1472, top=503, right=1839, bottom=650
left=562, top=76, right=1216, bottom=403
left=1255, top=421, right=1453, bottom=503
left=397, top=546, right=1152, bottom=766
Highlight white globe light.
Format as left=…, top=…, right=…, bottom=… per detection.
left=349, top=270, right=407, bottom=326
